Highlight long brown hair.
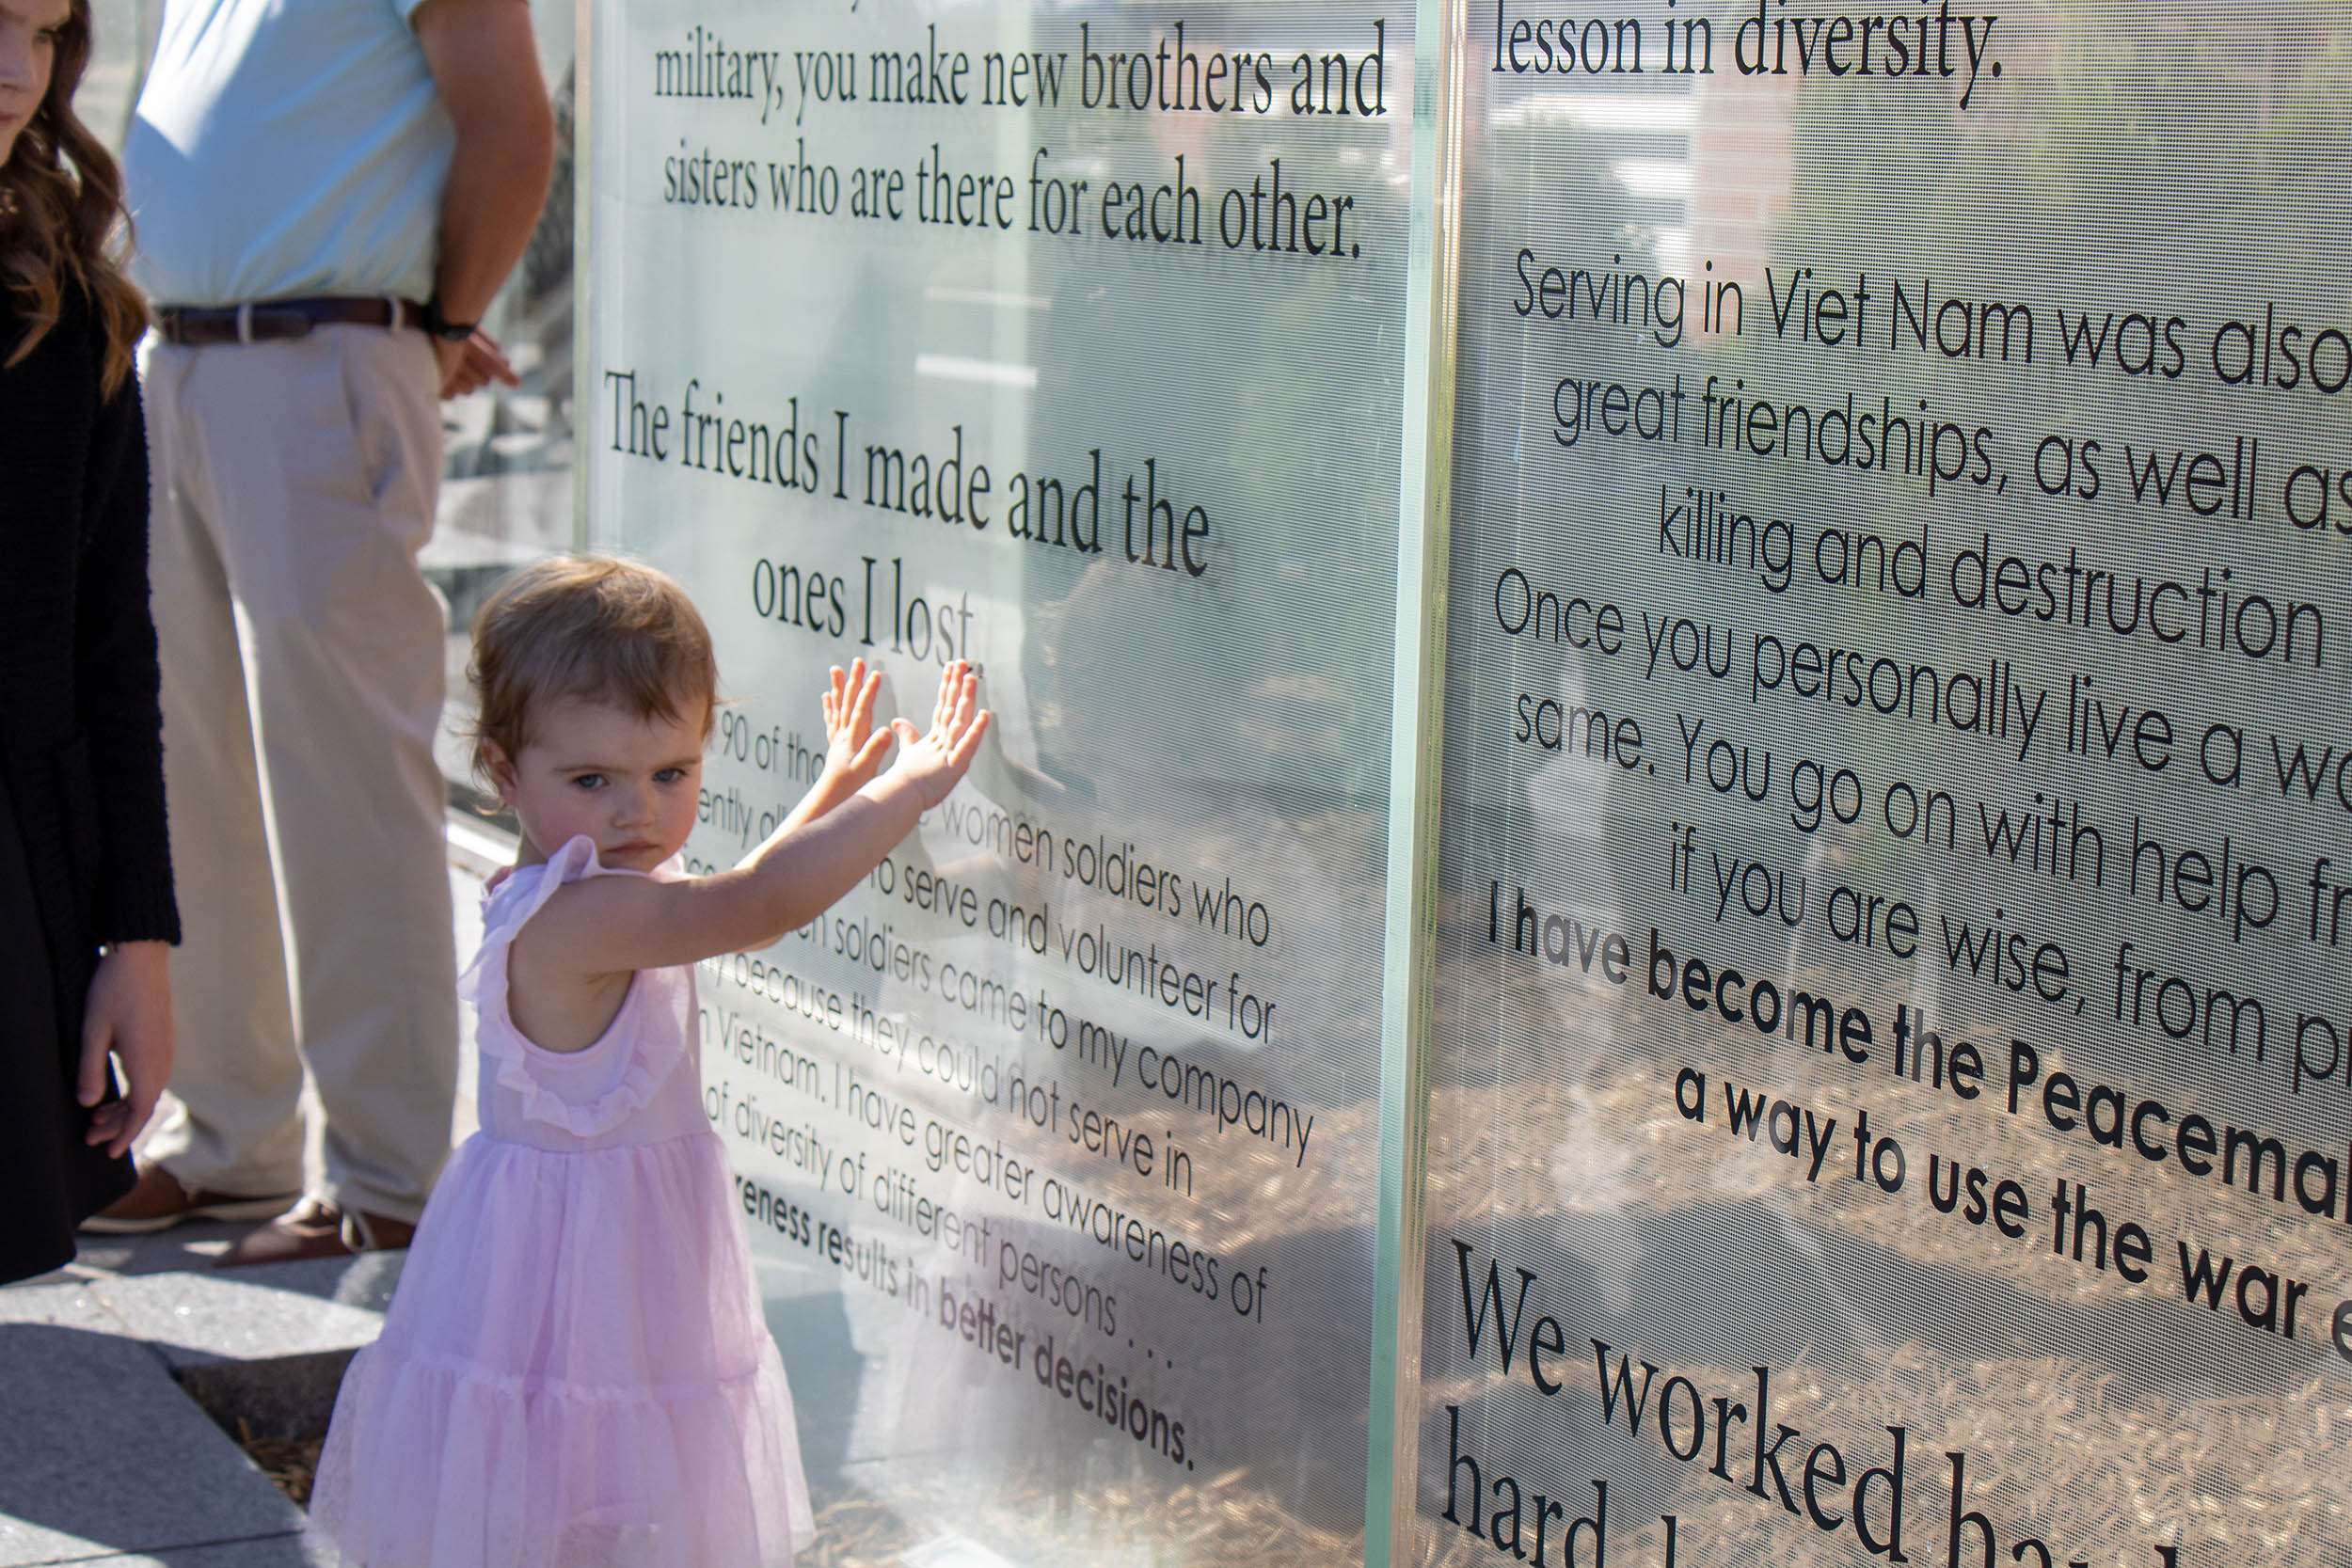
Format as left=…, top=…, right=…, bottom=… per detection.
left=2, top=0, right=145, bottom=397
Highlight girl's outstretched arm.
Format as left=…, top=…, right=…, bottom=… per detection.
left=528, top=663, right=991, bottom=978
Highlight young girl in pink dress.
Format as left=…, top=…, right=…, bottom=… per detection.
left=309, top=556, right=989, bottom=1568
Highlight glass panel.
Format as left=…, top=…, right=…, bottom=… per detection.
left=77, top=0, right=158, bottom=152
left=430, top=0, right=581, bottom=798
left=585, top=1, right=1418, bottom=1558
left=1423, top=7, right=2352, bottom=1567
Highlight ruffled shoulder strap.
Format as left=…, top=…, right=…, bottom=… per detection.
left=456, top=834, right=604, bottom=1006
left=457, top=835, right=683, bottom=1137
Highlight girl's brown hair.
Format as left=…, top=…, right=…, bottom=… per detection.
left=469, top=556, right=720, bottom=780
left=3, top=0, right=147, bottom=397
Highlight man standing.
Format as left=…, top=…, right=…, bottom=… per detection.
left=93, top=0, right=555, bottom=1263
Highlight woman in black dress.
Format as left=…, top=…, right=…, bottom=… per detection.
left=0, top=0, right=181, bottom=1284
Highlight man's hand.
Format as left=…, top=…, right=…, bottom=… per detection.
left=414, top=0, right=555, bottom=384
left=433, top=327, right=520, bottom=400
left=79, top=942, right=175, bottom=1159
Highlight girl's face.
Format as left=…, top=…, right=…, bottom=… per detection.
left=487, top=693, right=707, bottom=874
left=0, top=0, right=66, bottom=167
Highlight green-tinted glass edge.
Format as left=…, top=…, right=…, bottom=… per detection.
left=1364, top=0, right=1464, bottom=1560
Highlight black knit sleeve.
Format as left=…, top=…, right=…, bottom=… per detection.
left=75, top=359, right=182, bottom=946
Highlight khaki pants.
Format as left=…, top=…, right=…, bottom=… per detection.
left=137, top=325, right=456, bottom=1224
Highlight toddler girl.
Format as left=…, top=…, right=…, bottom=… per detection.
left=309, top=555, right=988, bottom=1567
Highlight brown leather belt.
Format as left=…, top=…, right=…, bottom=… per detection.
left=153, top=295, right=428, bottom=347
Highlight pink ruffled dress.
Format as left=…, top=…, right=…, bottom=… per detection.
left=310, top=836, right=813, bottom=1568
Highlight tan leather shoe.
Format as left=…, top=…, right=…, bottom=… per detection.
left=80, top=1164, right=299, bottom=1235
left=216, top=1196, right=417, bottom=1268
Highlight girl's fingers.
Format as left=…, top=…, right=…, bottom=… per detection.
left=76, top=1019, right=130, bottom=1151
left=854, top=728, right=895, bottom=772
left=94, top=1099, right=135, bottom=1157
left=948, top=708, right=992, bottom=769
left=75, top=1023, right=108, bottom=1108
left=850, top=669, right=882, bottom=736
left=929, top=669, right=946, bottom=729
left=87, top=1101, right=126, bottom=1151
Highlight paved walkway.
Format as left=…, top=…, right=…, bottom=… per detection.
left=0, top=824, right=501, bottom=1567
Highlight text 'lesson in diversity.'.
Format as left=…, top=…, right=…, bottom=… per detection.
left=583, top=2, right=2352, bottom=1562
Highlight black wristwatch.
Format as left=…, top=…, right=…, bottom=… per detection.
left=422, top=300, right=478, bottom=341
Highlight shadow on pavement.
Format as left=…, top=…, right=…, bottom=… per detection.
left=0, top=1321, right=311, bottom=1564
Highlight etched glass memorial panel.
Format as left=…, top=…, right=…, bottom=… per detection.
left=1423, top=8, right=2352, bottom=1567
left=586, top=0, right=1416, bottom=1559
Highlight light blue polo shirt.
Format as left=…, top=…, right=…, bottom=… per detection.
left=124, top=0, right=453, bottom=308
